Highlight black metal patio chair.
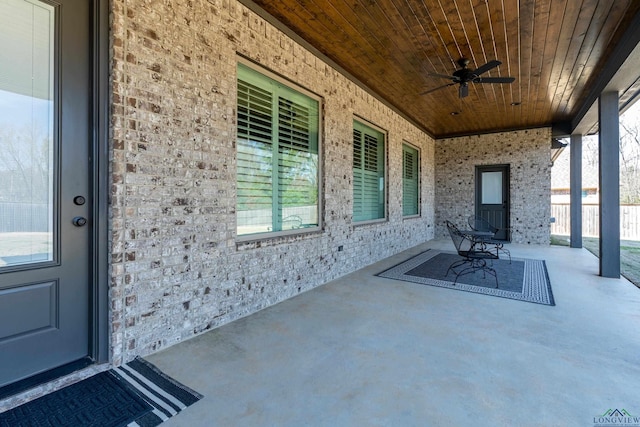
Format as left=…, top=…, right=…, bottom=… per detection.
left=467, top=215, right=512, bottom=263
left=445, top=220, right=499, bottom=288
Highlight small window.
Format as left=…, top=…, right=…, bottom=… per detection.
left=402, top=143, right=419, bottom=216
left=236, top=62, right=320, bottom=238
left=353, top=120, right=385, bottom=222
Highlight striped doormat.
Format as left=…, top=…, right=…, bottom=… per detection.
left=0, top=357, right=202, bottom=427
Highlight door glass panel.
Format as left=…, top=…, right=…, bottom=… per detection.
left=0, top=0, right=55, bottom=269
left=481, top=171, right=502, bottom=204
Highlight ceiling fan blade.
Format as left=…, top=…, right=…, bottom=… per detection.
left=475, top=76, right=516, bottom=83
left=459, top=84, right=469, bottom=98
left=472, top=60, right=502, bottom=76
left=427, top=72, right=456, bottom=80
left=420, top=83, right=454, bottom=95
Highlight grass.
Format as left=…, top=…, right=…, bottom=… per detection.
left=551, top=234, right=640, bottom=287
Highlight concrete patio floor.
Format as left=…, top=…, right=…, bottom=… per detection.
left=147, top=239, right=640, bottom=427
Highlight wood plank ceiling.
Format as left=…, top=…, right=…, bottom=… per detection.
left=243, top=0, right=640, bottom=138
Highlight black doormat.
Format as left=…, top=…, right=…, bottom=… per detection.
left=0, top=357, right=202, bottom=427
left=377, top=250, right=555, bottom=305
left=0, top=358, right=93, bottom=401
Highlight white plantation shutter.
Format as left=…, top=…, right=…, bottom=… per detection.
left=236, top=63, right=319, bottom=236
left=353, top=128, right=364, bottom=220
left=402, top=144, right=419, bottom=216
left=0, top=1, right=53, bottom=100
left=237, top=78, right=274, bottom=228
left=353, top=121, right=385, bottom=221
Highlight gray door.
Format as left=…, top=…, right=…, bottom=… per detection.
left=0, top=0, right=91, bottom=387
left=476, top=165, right=510, bottom=241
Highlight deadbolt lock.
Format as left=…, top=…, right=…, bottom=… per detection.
left=72, top=216, right=87, bottom=227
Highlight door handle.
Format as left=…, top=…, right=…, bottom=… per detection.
left=72, top=216, right=87, bottom=227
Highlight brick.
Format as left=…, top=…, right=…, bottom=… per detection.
left=103, top=0, right=503, bottom=370
left=434, top=129, right=552, bottom=244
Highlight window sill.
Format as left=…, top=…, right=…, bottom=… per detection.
left=352, top=218, right=387, bottom=227
left=235, top=226, right=323, bottom=250
left=403, top=214, right=421, bottom=220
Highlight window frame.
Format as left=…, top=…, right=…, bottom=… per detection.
left=352, top=117, right=388, bottom=224
left=402, top=141, right=421, bottom=218
left=235, top=58, right=323, bottom=242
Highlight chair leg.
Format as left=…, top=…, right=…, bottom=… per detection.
left=448, top=259, right=480, bottom=284
left=496, top=245, right=511, bottom=263
left=471, top=263, right=499, bottom=288
left=450, top=258, right=499, bottom=288
left=489, top=266, right=498, bottom=288
left=446, top=258, right=469, bottom=283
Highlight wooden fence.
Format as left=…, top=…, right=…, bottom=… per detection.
left=551, top=204, right=640, bottom=240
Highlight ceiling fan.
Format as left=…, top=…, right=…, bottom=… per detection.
left=422, top=58, right=515, bottom=98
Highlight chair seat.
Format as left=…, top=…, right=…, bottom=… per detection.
left=477, top=237, right=506, bottom=246
left=445, top=220, right=499, bottom=288
left=459, top=249, right=499, bottom=260
left=466, top=215, right=512, bottom=263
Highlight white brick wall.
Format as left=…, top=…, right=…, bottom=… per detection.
left=434, top=129, right=552, bottom=245
left=110, top=0, right=436, bottom=364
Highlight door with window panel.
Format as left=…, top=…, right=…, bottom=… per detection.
left=475, top=165, right=510, bottom=241
left=0, top=0, right=91, bottom=387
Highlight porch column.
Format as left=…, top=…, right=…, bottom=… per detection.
left=570, top=134, right=582, bottom=248
left=598, top=91, right=620, bottom=278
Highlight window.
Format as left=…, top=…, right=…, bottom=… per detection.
left=353, top=120, right=385, bottom=222
left=402, top=143, right=419, bottom=216
left=236, top=62, right=320, bottom=237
